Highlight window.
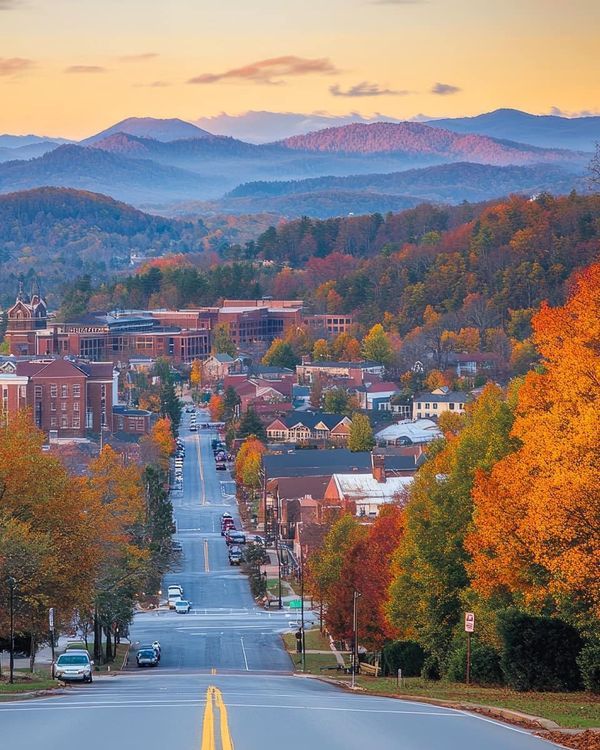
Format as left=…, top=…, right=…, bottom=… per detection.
left=61, top=415, right=68, bottom=428
left=61, top=401, right=67, bottom=411
left=433, top=403, right=438, bottom=409
left=51, top=401, right=56, bottom=411
left=50, top=417, right=57, bottom=427
left=61, top=384, right=68, bottom=398
left=50, top=384, right=57, bottom=398
left=72, top=416, right=80, bottom=429
left=425, top=403, right=430, bottom=409
left=20, top=385, right=26, bottom=398
left=73, top=384, right=81, bottom=398
left=73, top=401, right=79, bottom=412
left=34, top=385, right=43, bottom=399
left=449, top=403, right=455, bottom=410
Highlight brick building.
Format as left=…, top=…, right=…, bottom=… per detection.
left=0, top=358, right=115, bottom=439
left=4, top=282, right=48, bottom=356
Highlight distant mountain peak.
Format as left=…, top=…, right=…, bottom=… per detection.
left=82, top=116, right=215, bottom=144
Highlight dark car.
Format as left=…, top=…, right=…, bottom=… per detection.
left=228, top=545, right=243, bottom=565
left=136, top=648, right=158, bottom=667
left=225, top=530, right=246, bottom=546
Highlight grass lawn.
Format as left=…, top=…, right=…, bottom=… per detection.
left=281, top=634, right=598, bottom=729
left=353, top=676, right=600, bottom=729
left=266, top=578, right=301, bottom=598
left=0, top=671, right=57, bottom=696
left=282, top=630, right=348, bottom=676
left=86, top=643, right=130, bottom=671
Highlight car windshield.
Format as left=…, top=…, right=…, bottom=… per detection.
left=177, top=600, right=189, bottom=606
left=57, top=654, right=88, bottom=665
left=139, top=650, right=155, bottom=657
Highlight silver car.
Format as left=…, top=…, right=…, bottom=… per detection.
left=53, top=652, right=94, bottom=682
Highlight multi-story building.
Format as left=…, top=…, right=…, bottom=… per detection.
left=412, top=387, right=469, bottom=420
left=4, top=282, right=48, bottom=356
left=303, top=314, right=354, bottom=337
left=296, top=359, right=385, bottom=385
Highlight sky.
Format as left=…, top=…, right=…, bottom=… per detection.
left=1, top=0, right=599, bottom=138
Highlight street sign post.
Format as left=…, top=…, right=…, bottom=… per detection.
left=49, top=608, right=55, bottom=666
left=464, top=612, right=475, bottom=685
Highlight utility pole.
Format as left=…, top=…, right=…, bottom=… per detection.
left=8, top=577, right=16, bottom=685
left=275, top=536, right=282, bottom=610
left=351, top=590, right=361, bottom=689
left=300, top=545, right=306, bottom=673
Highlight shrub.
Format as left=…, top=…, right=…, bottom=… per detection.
left=577, top=642, right=600, bottom=693
left=421, top=654, right=441, bottom=681
left=498, top=609, right=583, bottom=691
left=446, top=640, right=504, bottom=685
left=382, top=641, right=426, bottom=677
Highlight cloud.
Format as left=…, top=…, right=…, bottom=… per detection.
left=188, top=56, right=339, bottom=86
left=0, top=57, right=34, bottom=76
left=119, top=52, right=159, bottom=62
left=431, top=81, right=461, bottom=95
left=65, top=65, right=106, bottom=74
left=329, top=81, right=407, bottom=97
left=548, top=105, right=599, bottom=118
left=134, top=80, right=171, bottom=88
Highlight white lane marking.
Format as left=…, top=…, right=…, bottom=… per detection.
left=240, top=636, right=249, bottom=671
left=0, top=703, right=206, bottom=712
left=214, top=703, right=466, bottom=716
left=196, top=432, right=206, bottom=505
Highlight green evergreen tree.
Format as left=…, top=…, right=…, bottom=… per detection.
left=262, top=339, right=298, bottom=370
left=323, top=387, right=350, bottom=414
left=362, top=323, right=394, bottom=366
left=237, top=408, right=266, bottom=441
left=160, top=380, right=181, bottom=434
left=212, top=324, right=237, bottom=357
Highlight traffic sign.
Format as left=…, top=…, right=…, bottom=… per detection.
left=465, top=612, right=475, bottom=632
left=49, top=607, right=54, bottom=629
left=289, top=599, right=302, bottom=609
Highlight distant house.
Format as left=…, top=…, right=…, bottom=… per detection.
left=412, top=386, right=469, bottom=420
left=375, top=418, right=442, bottom=446
left=324, top=454, right=413, bottom=516
left=453, top=352, right=501, bottom=378
left=203, top=354, right=242, bottom=382
left=266, top=411, right=352, bottom=444
left=355, top=381, right=400, bottom=411
left=112, top=404, right=152, bottom=436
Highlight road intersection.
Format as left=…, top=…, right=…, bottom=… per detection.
left=0, top=408, right=561, bottom=749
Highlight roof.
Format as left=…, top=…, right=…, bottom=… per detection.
left=211, top=353, right=235, bottom=363
left=355, top=381, right=399, bottom=394
left=263, top=449, right=373, bottom=479
left=267, top=475, right=330, bottom=501
left=273, top=411, right=350, bottom=431
left=375, top=419, right=442, bottom=444
left=113, top=405, right=152, bottom=417
left=247, top=365, right=294, bottom=377
left=332, top=474, right=413, bottom=503
left=414, top=390, right=469, bottom=403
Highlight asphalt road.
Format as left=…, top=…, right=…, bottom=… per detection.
left=0, top=407, right=561, bottom=750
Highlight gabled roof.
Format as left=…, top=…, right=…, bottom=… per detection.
left=211, top=353, right=235, bottom=363
left=305, top=360, right=383, bottom=369
left=279, top=411, right=351, bottom=430
left=414, top=390, right=469, bottom=403
left=267, top=475, right=330, bottom=501
left=375, top=419, right=442, bottom=444
left=17, top=358, right=88, bottom=378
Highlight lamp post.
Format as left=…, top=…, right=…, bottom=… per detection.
left=300, top=544, right=306, bottom=673
left=351, top=590, right=361, bottom=689
left=8, top=577, right=16, bottom=685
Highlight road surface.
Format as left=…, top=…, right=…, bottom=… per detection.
left=0, top=408, right=560, bottom=750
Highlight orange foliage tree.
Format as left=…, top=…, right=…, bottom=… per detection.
left=467, top=264, right=600, bottom=622
left=208, top=394, right=225, bottom=421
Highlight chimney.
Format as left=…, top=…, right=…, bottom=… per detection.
left=371, top=452, right=386, bottom=483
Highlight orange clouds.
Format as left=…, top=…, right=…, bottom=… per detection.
left=188, top=56, right=338, bottom=86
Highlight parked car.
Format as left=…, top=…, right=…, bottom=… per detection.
left=221, top=518, right=235, bottom=536
left=225, top=530, right=246, bottom=546
left=53, top=652, right=94, bottom=682
left=172, top=541, right=183, bottom=552
left=189, top=425, right=197, bottom=432
left=228, top=545, right=243, bottom=566
left=168, top=585, right=183, bottom=608
left=136, top=648, right=159, bottom=667
left=175, top=599, right=191, bottom=614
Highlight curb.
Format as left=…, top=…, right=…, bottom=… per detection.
left=120, top=643, right=131, bottom=671
left=0, top=687, right=68, bottom=701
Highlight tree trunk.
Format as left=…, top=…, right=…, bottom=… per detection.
left=104, top=626, right=112, bottom=663
left=29, top=633, right=36, bottom=673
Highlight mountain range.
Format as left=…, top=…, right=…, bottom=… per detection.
left=0, top=111, right=594, bottom=214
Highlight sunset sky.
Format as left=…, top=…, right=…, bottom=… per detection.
left=1, top=0, right=599, bottom=139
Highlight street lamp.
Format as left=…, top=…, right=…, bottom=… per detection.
left=7, top=577, right=16, bottom=685
left=351, top=590, right=361, bottom=689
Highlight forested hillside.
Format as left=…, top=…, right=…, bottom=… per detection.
left=0, top=187, right=208, bottom=305
left=60, top=194, right=600, bottom=365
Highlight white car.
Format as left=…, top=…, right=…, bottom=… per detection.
left=53, top=652, right=94, bottom=682
left=167, top=584, right=184, bottom=608
left=175, top=599, right=191, bottom=614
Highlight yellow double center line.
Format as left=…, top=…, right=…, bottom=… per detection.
left=201, top=686, right=234, bottom=750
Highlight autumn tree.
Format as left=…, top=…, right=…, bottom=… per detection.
left=467, top=264, right=600, bottom=626
left=208, top=394, right=225, bottom=421
left=362, top=323, right=394, bottom=366
left=347, top=413, right=375, bottom=452
left=309, top=374, right=323, bottom=410
left=262, top=339, right=298, bottom=370
left=332, top=332, right=362, bottom=362
left=325, top=505, right=404, bottom=647
left=312, top=338, right=330, bottom=361
left=322, top=387, right=350, bottom=415
left=387, top=385, right=518, bottom=666
left=189, top=359, right=203, bottom=391
left=234, top=437, right=266, bottom=489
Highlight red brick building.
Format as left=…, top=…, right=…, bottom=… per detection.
left=5, top=283, right=48, bottom=356
left=1, top=358, right=115, bottom=438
